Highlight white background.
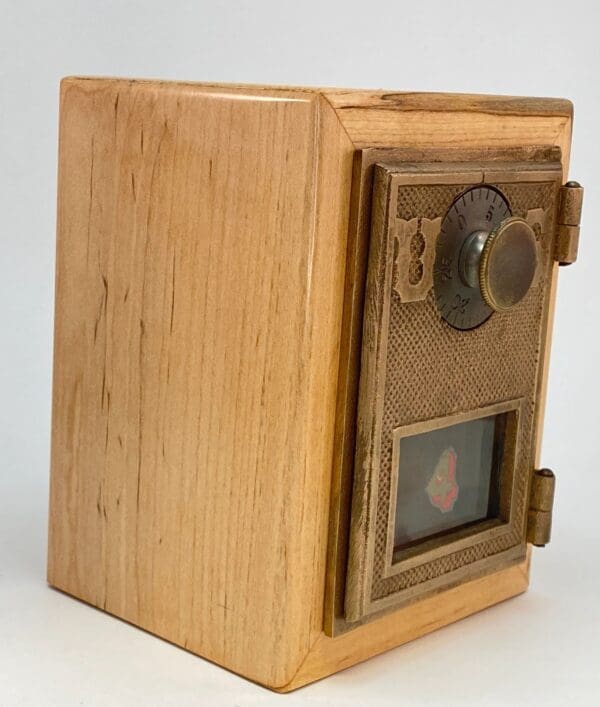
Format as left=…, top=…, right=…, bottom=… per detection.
left=1, top=1, right=599, bottom=704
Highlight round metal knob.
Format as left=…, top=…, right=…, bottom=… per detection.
left=459, top=216, right=537, bottom=312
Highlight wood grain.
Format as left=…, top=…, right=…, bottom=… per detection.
left=48, top=77, right=354, bottom=687
left=279, top=551, right=531, bottom=692
left=48, top=78, right=573, bottom=690
left=322, top=89, right=573, bottom=155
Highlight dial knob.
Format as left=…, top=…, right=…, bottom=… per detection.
left=434, top=186, right=538, bottom=329
left=460, top=216, right=538, bottom=312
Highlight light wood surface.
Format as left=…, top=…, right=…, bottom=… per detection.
left=322, top=89, right=573, bottom=158
left=48, top=78, right=572, bottom=690
left=278, top=551, right=530, bottom=692
left=48, top=77, right=354, bottom=687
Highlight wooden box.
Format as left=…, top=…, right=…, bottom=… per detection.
left=48, top=78, right=578, bottom=691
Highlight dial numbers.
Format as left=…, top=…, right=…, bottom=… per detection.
left=434, top=186, right=511, bottom=330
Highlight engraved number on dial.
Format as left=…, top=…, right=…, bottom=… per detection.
left=434, top=186, right=511, bottom=330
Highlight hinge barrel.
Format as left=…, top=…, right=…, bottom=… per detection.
left=527, top=468, right=556, bottom=547
left=555, top=181, right=583, bottom=265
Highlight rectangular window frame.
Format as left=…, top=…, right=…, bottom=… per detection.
left=383, top=400, right=522, bottom=579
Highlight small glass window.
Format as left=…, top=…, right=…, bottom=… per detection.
left=393, top=413, right=506, bottom=553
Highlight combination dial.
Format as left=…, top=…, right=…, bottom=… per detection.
left=433, top=185, right=537, bottom=330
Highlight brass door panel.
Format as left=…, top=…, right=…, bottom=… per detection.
left=343, top=160, right=561, bottom=623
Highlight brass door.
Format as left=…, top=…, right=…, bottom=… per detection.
left=343, top=159, right=562, bottom=624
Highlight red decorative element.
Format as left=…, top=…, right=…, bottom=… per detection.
left=426, top=447, right=459, bottom=513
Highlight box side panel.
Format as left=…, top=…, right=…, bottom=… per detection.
left=47, top=78, right=348, bottom=687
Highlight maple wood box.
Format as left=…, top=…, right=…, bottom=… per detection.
left=48, top=78, right=580, bottom=691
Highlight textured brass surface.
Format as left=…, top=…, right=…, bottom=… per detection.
left=323, top=148, right=565, bottom=637
left=479, top=217, right=538, bottom=311
left=556, top=225, right=580, bottom=264
left=555, top=181, right=583, bottom=264
left=558, top=181, right=583, bottom=225
left=344, top=160, right=561, bottom=623
left=392, top=217, right=441, bottom=302
left=526, top=468, right=556, bottom=546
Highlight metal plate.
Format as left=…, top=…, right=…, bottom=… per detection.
left=342, top=161, right=561, bottom=624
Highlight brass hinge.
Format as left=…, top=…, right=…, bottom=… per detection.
left=527, top=468, right=556, bottom=547
left=555, top=181, right=583, bottom=265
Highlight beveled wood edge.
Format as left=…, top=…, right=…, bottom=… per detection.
left=305, top=93, right=356, bottom=659
left=277, top=548, right=531, bottom=692
left=61, top=78, right=574, bottom=120
left=60, top=80, right=574, bottom=175
left=60, top=75, right=319, bottom=101
left=322, top=90, right=573, bottom=118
